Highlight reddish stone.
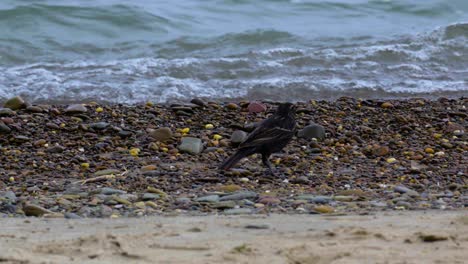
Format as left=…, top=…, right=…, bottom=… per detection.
left=0, top=117, right=14, bottom=124
left=247, top=102, right=267, bottom=113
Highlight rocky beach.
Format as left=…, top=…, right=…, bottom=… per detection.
left=0, top=96, right=466, bottom=218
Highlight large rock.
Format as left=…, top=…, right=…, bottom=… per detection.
left=178, top=137, right=203, bottom=154
left=4, top=96, right=27, bottom=110
left=149, top=127, right=173, bottom=142
left=23, top=204, right=53, bottom=217
left=298, top=123, right=325, bottom=140
left=65, top=104, right=87, bottom=114
left=231, top=130, right=247, bottom=145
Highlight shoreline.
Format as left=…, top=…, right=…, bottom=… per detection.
left=0, top=97, right=466, bottom=219
left=1, top=210, right=467, bottom=263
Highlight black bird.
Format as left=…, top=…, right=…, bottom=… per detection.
left=219, top=102, right=296, bottom=176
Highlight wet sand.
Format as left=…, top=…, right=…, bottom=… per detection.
left=1, top=210, right=467, bottom=264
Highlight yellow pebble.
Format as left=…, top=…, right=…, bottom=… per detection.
left=96, top=107, right=103, bottom=113
left=146, top=102, right=154, bottom=107
left=386, top=158, right=397, bottom=163
left=425, top=148, right=435, bottom=154
left=110, top=214, right=119, bottom=219
left=181, top=128, right=190, bottom=134
left=205, top=124, right=214, bottom=129
left=161, top=147, right=168, bottom=152
left=433, top=133, right=442, bottom=139
left=213, top=134, right=222, bottom=140
left=274, top=158, right=281, bottom=165
left=60, top=123, right=66, bottom=128
left=9, top=176, right=14, bottom=182
left=81, top=163, right=90, bottom=170
left=129, top=148, right=140, bottom=156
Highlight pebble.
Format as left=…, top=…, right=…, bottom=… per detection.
left=226, top=103, right=240, bottom=110
left=90, top=122, right=110, bottom=130
left=46, top=145, right=65, bottom=153
left=333, top=196, right=354, bottom=202
left=64, top=212, right=82, bottom=219
left=141, top=193, right=160, bottom=201
left=190, top=98, right=206, bottom=107
left=313, top=205, right=335, bottom=214
left=258, top=197, right=281, bottom=205
left=2, top=191, right=17, bottom=203
left=219, top=191, right=258, bottom=201
left=101, top=187, right=126, bottom=195
left=94, top=169, right=121, bottom=176
left=223, top=208, right=253, bottom=215
left=149, top=127, right=173, bottom=142
left=0, top=121, right=11, bottom=134
left=0, top=108, right=15, bottom=116
left=195, top=195, right=220, bottom=203
left=295, top=195, right=332, bottom=204
left=218, top=184, right=242, bottom=193
left=23, top=204, right=53, bottom=217
left=26, top=106, right=43, bottom=113
left=231, top=130, right=247, bottom=144
left=248, top=102, right=267, bottom=113
left=212, top=201, right=236, bottom=209
left=394, top=185, right=420, bottom=197
left=178, top=137, right=203, bottom=154
left=4, top=96, right=27, bottom=110
left=65, top=104, right=87, bottom=114
left=298, top=124, right=326, bottom=140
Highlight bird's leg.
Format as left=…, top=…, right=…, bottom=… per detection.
left=262, top=154, right=277, bottom=177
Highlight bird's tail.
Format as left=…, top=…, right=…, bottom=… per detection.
left=219, top=148, right=254, bottom=171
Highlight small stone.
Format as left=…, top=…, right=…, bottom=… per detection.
left=195, top=195, right=220, bottom=203
left=295, top=195, right=332, bottom=204
left=226, top=103, right=239, bottom=110
left=0, top=121, right=11, bottom=134
left=0, top=108, right=16, bottom=116
left=219, top=191, right=258, bottom=201
left=46, top=145, right=65, bottom=153
left=3, top=191, right=17, bottom=203
left=394, top=185, right=420, bottom=197
left=258, top=197, right=281, bottom=205
left=113, top=196, right=132, bottom=205
left=205, top=124, right=214, bottom=129
left=64, top=212, right=82, bottom=219
left=381, top=102, right=393, bottom=108
left=23, top=204, right=53, bottom=217
left=386, top=157, right=397, bottom=163
left=333, top=196, right=354, bottom=202
left=94, top=169, right=120, bottom=176
left=90, top=122, right=110, bottom=130
left=298, top=124, right=326, bottom=141
left=141, top=165, right=157, bottom=172
left=190, top=98, right=206, bottom=107
left=149, top=127, right=173, bottom=142
left=26, top=106, right=43, bottom=113
left=134, top=201, right=146, bottom=209
left=231, top=130, right=248, bottom=145
left=178, top=137, right=203, bottom=154
left=373, top=146, right=390, bottom=156
left=248, top=102, right=267, bottom=113
left=65, top=104, right=87, bottom=114
left=141, top=193, right=160, bottom=201
left=4, top=96, right=27, bottom=110
left=313, top=205, right=335, bottom=214
left=218, top=184, right=242, bottom=193
left=223, top=208, right=252, bottom=215
left=424, top=147, right=435, bottom=154
left=101, top=187, right=126, bottom=195
left=145, top=201, right=158, bottom=209
left=211, top=201, right=236, bottom=209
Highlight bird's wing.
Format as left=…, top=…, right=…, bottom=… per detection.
left=239, top=126, right=295, bottom=148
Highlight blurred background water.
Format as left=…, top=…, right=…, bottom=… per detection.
left=0, top=0, right=467, bottom=103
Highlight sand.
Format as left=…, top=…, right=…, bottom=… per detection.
left=1, top=210, right=467, bottom=264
